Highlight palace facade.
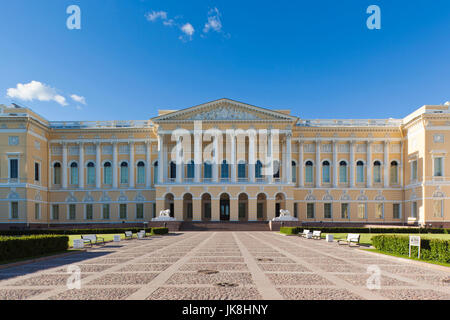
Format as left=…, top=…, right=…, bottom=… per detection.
left=0, top=98, right=449, bottom=228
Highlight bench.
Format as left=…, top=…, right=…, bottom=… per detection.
left=338, top=234, right=360, bottom=246
left=137, top=230, right=146, bottom=239
left=312, top=230, right=322, bottom=240
left=124, top=231, right=133, bottom=240
left=81, top=234, right=105, bottom=246
left=300, top=229, right=311, bottom=238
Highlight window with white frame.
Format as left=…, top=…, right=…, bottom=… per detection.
left=373, top=161, right=381, bottom=183
left=433, top=157, right=443, bottom=177
left=85, top=204, right=93, bottom=220
left=433, top=199, right=443, bottom=218
left=324, top=203, right=332, bottom=219
left=390, top=161, right=398, bottom=184
left=305, top=161, right=313, bottom=183
left=322, top=161, right=330, bottom=183
left=357, top=203, right=366, bottom=219
left=341, top=203, right=349, bottom=219
left=104, top=162, right=112, bottom=185
left=70, top=162, right=78, bottom=185
left=137, top=161, right=145, bottom=184
left=68, top=204, right=76, bottom=220
left=237, top=161, right=246, bottom=179
left=153, top=161, right=159, bottom=184
left=292, top=161, right=296, bottom=183
left=35, top=203, right=40, bottom=220
left=411, top=160, right=417, bottom=181
left=339, top=161, right=347, bottom=183
left=102, top=204, right=110, bottom=219
left=356, top=161, right=364, bottom=183
left=393, top=203, right=401, bottom=219
left=9, top=159, right=18, bottom=179
left=186, top=161, right=194, bottom=179
left=34, top=162, right=40, bottom=182
left=136, top=203, right=144, bottom=219
left=87, top=162, right=95, bottom=185
left=120, top=162, right=129, bottom=184
left=53, top=162, right=61, bottom=185
left=307, top=203, right=315, bottom=218
left=11, top=202, right=19, bottom=219
left=52, top=204, right=59, bottom=220
left=411, top=201, right=417, bottom=218
left=119, top=203, right=127, bottom=219
left=204, top=162, right=213, bottom=179
left=375, top=203, right=384, bottom=219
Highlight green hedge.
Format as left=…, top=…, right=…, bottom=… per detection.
left=151, top=227, right=169, bottom=235
left=0, top=227, right=153, bottom=236
left=282, top=227, right=450, bottom=234
left=280, top=227, right=300, bottom=235
left=0, top=235, right=69, bottom=262
left=372, top=235, right=450, bottom=263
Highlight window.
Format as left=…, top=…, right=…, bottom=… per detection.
left=120, top=162, right=129, bottom=184
left=434, top=157, right=443, bottom=177
left=69, top=204, right=76, bottom=220
left=170, top=161, right=176, bottom=179
left=153, top=161, right=158, bottom=184
left=273, top=160, right=280, bottom=179
left=53, top=162, right=61, bottom=185
left=204, top=202, right=211, bottom=219
left=255, top=160, right=263, bottom=179
left=411, top=160, right=417, bottom=181
left=238, top=161, right=246, bottom=179
left=136, top=203, right=144, bottom=219
left=152, top=203, right=156, bottom=218
left=221, top=160, right=229, bottom=179
left=104, top=162, right=112, bottom=185
left=322, top=161, right=330, bottom=183
left=433, top=200, right=443, bottom=218
left=373, top=161, right=381, bottom=183
left=411, top=201, right=417, bottom=218
left=70, top=162, right=78, bottom=185
left=305, top=161, right=313, bottom=183
left=52, top=205, right=59, bottom=220
left=9, top=159, right=18, bottom=179
left=358, top=203, right=366, bottom=219
left=324, top=203, right=332, bottom=219
left=341, top=203, right=349, bottom=219
left=257, top=202, right=264, bottom=219
left=186, top=202, right=193, bottom=219
left=339, top=161, right=347, bottom=183
left=186, top=160, right=194, bottom=179
left=204, top=162, right=212, bottom=179
left=390, top=161, right=398, bottom=184
left=293, top=203, right=298, bottom=218
left=356, top=161, right=364, bottom=183
left=102, top=204, right=110, bottom=219
left=87, top=162, right=95, bottom=185
left=375, top=203, right=384, bottom=219
left=120, top=204, right=127, bottom=219
left=137, top=161, right=145, bottom=184
left=11, top=202, right=19, bottom=219
left=86, top=204, right=93, bottom=220
left=393, top=203, right=401, bottom=219
left=238, top=203, right=246, bottom=218
left=35, top=203, right=40, bottom=220
left=307, top=203, right=315, bottom=218
left=34, top=162, right=40, bottom=181
left=292, top=161, right=297, bottom=183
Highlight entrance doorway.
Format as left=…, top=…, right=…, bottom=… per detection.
left=220, top=193, right=230, bottom=221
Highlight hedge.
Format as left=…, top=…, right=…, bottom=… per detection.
left=279, top=227, right=450, bottom=235
left=280, top=227, right=300, bottom=235
left=0, top=227, right=153, bottom=236
left=0, top=235, right=69, bottom=262
left=151, top=227, right=169, bottom=235
left=372, top=235, right=450, bottom=263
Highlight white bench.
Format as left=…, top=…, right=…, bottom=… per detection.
left=338, top=234, right=360, bottom=246
left=81, top=234, right=105, bottom=246
left=312, top=230, right=322, bottom=240
left=124, top=231, right=133, bottom=240
left=300, top=229, right=311, bottom=238
left=137, top=230, right=146, bottom=239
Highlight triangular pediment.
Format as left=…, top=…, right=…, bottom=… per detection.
left=152, top=98, right=298, bottom=122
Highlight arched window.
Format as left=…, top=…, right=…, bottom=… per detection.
left=186, top=160, right=194, bottom=179
left=153, top=161, right=158, bottom=184
left=322, top=161, right=330, bottom=183
left=53, top=162, right=61, bottom=185
left=238, top=161, right=246, bottom=179
left=373, top=161, right=381, bottom=183
left=120, top=162, right=129, bottom=184
left=305, top=161, right=313, bottom=183
left=339, top=161, right=347, bottom=183
left=137, top=161, right=145, bottom=184
left=292, top=161, right=297, bottom=183
left=255, top=160, right=263, bottom=179
left=170, top=161, right=176, bottom=180
left=221, top=160, right=229, bottom=179
left=87, top=162, right=95, bottom=185
left=204, top=162, right=212, bottom=179
left=70, top=162, right=78, bottom=185
left=390, top=161, right=398, bottom=184
left=356, top=161, right=364, bottom=183
left=104, top=162, right=112, bottom=185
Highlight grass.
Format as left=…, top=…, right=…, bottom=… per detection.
left=320, top=233, right=450, bottom=246
left=364, top=248, right=450, bottom=268
left=68, top=232, right=152, bottom=247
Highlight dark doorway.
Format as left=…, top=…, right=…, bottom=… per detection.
left=220, top=193, right=230, bottom=221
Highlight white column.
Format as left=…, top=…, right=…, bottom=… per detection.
left=349, top=141, right=355, bottom=188
left=266, top=132, right=273, bottom=183
left=176, top=136, right=183, bottom=183
left=158, top=135, right=164, bottom=184
left=78, top=142, right=84, bottom=189
left=112, top=142, right=118, bottom=188
left=298, top=141, right=304, bottom=187
left=281, top=141, right=286, bottom=182
left=194, top=133, right=201, bottom=183
left=146, top=141, right=152, bottom=188
left=384, top=141, right=389, bottom=188
left=315, top=140, right=321, bottom=187
left=62, top=143, right=68, bottom=189
left=213, top=134, right=219, bottom=182
left=400, top=141, right=404, bottom=186
left=129, top=142, right=135, bottom=188
left=230, top=133, right=237, bottom=183
left=249, top=132, right=256, bottom=183
left=95, top=142, right=101, bottom=189
left=286, top=133, right=292, bottom=183
left=332, top=140, right=338, bottom=188
left=367, top=141, right=372, bottom=188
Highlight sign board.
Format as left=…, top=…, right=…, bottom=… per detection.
left=73, top=239, right=84, bottom=249
left=113, top=235, right=121, bottom=242
left=409, top=235, right=421, bottom=259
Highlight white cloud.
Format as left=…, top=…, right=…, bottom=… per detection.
left=145, top=11, right=167, bottom=22
left=70, top=94, right=86, bottom=105
left=203, top=8, right=222, bottom=33
left=6, top=81, right=68, bottom=106
left=181, top=23, right=195, bottom=40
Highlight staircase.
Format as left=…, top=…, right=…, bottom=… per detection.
left=179, top=221, right=270, bottom=231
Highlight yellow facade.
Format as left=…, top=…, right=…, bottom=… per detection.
left=0, top=99, right=449, bottom=228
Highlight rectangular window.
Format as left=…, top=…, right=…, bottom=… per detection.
left=204, top=203, right=211, bottom=219
left=356, top=164, right=364, bottom=183
left=34, top=162, right=40, bottom=181
left=341, top=203, right=349, bottom=219
left=102, top=204, right=110, bottom=219
left=86, top=204, right=93, bottom=220
left=152, top=203, right=156, bottom=218
left=411, top=201, right=417, bottom=218
left=322, top=166, right=330, bottom=183
left=238, top=203, right=246, bottom=219
left=257, top=203, right=264, bottom=219
left=69, top=204, right=76, bottom=220
left=293, top=203, right=298, bottom=218
left=120, top=204, right=127, bottom=219
left=307, top=203, right=315, bottom=219
left=411, top=160, right=417, bottom=181
left=305, top=166, right=313, bottom=183
left=324, top=203, right=332, bottom=219
left=52, top=205, right=59, bottom=220
left=121, top=167, right=129, bottom=184
left=137, top=166, right=145, bottom=184
left=433, top=200, right=443, bottom=218
left=186, top=202, right=193, bottom=219
left=393, top=203, right=401, bottom=219
left=358, top=203, right=366, bottom=219
left=87, top=166, right=95, bottom=185
left=339, top=165, right=347, bottom=183
left=104, top=166, right=112, bottom=185
left=376, top=203, right=384, bottom=219
left=11, top=202, right=19, bottom=219
left=374, top=166, right=381, bottom=183
left=35, top=203, right=40, bottom=220
left=10, top=159, right=18, bottom=179
left=434, top=157, right=443, bottom=177
left=136, top=203, right=144, bottom=219
left=70, top=166, right=78, bottom=185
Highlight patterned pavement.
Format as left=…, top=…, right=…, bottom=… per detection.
left=0, top=232, right=449, bottom=300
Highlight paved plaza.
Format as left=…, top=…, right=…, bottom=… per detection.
left=0, top=232, right=449, bottom=300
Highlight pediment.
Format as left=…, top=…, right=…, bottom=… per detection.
left=152, top=99, right=298, bottom=122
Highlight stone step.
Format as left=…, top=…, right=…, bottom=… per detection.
left=179, top=221, right=270, bottom=231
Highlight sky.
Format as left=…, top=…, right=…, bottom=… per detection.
left=0, top=0, right=449, bottom=121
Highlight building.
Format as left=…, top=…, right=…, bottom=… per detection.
left=0, top=98, right=449, bottom=229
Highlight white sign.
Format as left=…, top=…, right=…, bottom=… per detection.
left=73, top=239, right=84, bottom=249
left=409, top=235, right=421, bottom=259
left=113, top=235, right=121, bottom=242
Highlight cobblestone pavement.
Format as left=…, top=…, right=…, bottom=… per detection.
left=0, top=232, right=449, bottom=300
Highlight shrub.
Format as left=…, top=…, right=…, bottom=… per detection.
left=280, top=227, right=300, bottom=235
left=0, top=227, right=152, bottom=236
left=151, top=227, right=169, bottom=235
left=0, top=235, right=69, bottom=262
left=297, top=227, right=450, bottom=234
left=372, top=235, right=450, bottom=263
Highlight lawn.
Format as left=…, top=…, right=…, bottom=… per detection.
left=68, top=233, right=150, bottom=247
left=321, top=233, right=450, bottom=246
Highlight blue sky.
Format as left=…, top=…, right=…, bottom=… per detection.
left=0, top=0, right=449, bottom=121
